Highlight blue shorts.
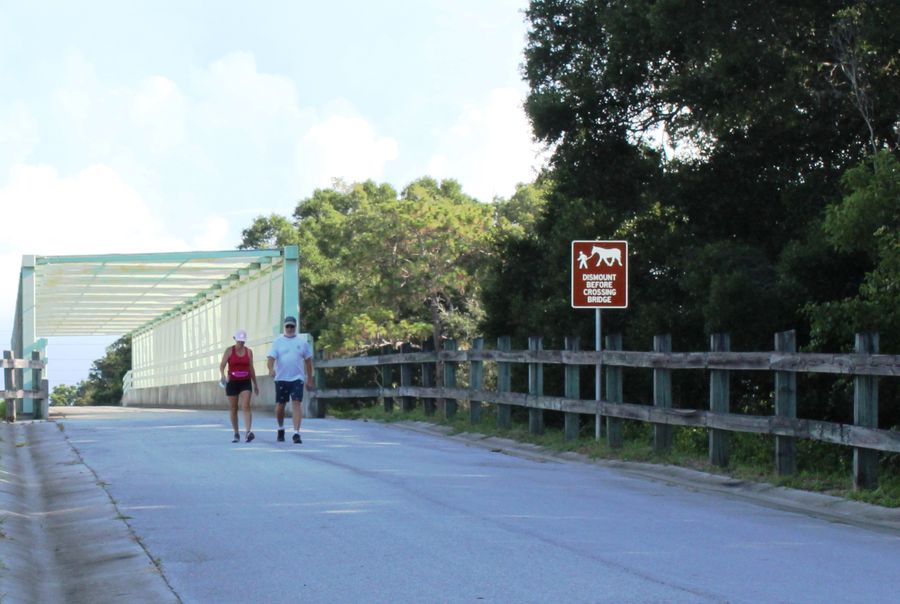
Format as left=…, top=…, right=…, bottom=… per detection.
left=275, top=380, right=304, bottom=404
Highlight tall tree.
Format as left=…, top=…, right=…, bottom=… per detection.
left=79, top=336, right=131, bottom=405
left=241, top=178, right=495, bottom=355
left=483, top=0, right=900, bottom=351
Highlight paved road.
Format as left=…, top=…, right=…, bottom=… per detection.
left=53, top=407, right=899, bottom=604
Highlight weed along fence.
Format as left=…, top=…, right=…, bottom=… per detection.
left=314, top=330, right=900, bottom=490
left=2, top=350, right=50, bottom=422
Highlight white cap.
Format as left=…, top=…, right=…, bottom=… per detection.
left=233, top=329, right=248, bottom=342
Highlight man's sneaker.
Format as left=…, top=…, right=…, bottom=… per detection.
left=277, top=429, right=285, bottom=442
left=246, top=432, right=255, bottom=443
left=292, top=433, right=302, bottom=444
left=232, top=433, right=240, bottom=443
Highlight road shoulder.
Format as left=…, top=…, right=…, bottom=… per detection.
left=0, top=420, right=180, bottom=603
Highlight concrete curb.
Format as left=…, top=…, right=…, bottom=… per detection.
left=388, top=420, right=900, bottom=536
left=0, top=420, right=180, bottom=603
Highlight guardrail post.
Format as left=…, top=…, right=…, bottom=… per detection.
left=564, top=336, right=581, bottom=441
left=709, top=333, right=731, bottom=467
left=469, top=338, right=483, bottom=424
left=528, top=336, right=544, bottom=435
left=3, top=350, right=15, bottom=422
left=381, top=344, right=394, bottom=413
left=313, top=349, right=327, bottom=418
left=605, top=334, right=623, bottom=449
left=443, top=339, right=458, bottom=419
left=400, top=342, right=415, bottom=413
left=497, top=336, right=512, bottom=429
left=31, top=350, right=45, bottom=419
left=421, top=338, right=436, bottom=416
left=653, top=334, right=672, bottom=453
left=774, top=330, right=796, bottom=475
left=854, top=332, right=879, bottom=490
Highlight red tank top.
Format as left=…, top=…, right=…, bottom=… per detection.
left=228, top=346, right=251, bottom=379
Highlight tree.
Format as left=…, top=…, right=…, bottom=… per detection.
left=482, top=1, right=900, bottom=352
left=50, top=383, right=79, bottom=406
left=79, top=336, right=131, bottom=405
left=238, top=214, right=298, bottom=250
left=806, top=150, right=900, bottom=350
left=241, top=178, right=495, bottom=355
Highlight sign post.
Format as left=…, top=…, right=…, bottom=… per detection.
left=571, top=240, right=628, bottom=441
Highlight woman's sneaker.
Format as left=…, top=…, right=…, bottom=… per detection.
left=232, top=433, right=240, bottom=443
left=277, top=429, right=285, bottom=442
left=292, top=433, right=302, bottom=444
left=246, top=432, right=255, bottom=443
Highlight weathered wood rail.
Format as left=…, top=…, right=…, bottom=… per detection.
left=314, top=330, right=899, bottom=490
left=2, top=350, right=50, bottom=421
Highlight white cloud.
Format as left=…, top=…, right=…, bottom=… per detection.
left=427, top=87, right=548, bottom=201
left=297, top=102, right=399, bottom=190
left=194, top=52, right=308, bottom=142
left=130, top=76, right=187, bottom=154
left=0, top=163, right=185, bottom=256
left=0, top=101, right=39, bottom=166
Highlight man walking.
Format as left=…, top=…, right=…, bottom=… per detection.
left=267, top=316, right=315, bottom=443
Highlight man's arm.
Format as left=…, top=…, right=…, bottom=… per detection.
left=305, top=356, right=314, bottom=389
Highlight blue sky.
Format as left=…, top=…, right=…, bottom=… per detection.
left=0, top=1, right=546, bottom=388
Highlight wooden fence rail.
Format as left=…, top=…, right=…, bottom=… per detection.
left=314, top=330, right=899, bottom=491
left=2, top=350, right=49, bottom=422
left=314, top=349, right=900, bottom=376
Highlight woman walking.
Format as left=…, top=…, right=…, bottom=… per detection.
left=220, top=329, right=259, bottom=443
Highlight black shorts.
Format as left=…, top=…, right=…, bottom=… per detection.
left=225, top=379, right=252, bottom=397
left=275, top=380, right=304, bottom=404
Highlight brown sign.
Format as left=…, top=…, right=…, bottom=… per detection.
left=571, top=240, right=628, bottom=308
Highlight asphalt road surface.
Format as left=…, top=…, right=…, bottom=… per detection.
left=52, top=407, right=900, bottom=603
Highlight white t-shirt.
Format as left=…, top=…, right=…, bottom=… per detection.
left=267, top=335, right=313, bottom=382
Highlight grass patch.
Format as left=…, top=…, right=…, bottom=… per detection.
left=334, top=401, right=900, bottom=508
left=14, top=442, right=27, bottom=448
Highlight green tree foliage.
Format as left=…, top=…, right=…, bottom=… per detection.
left=241, top=178, right=497, bottom=355
left=483, top=0, right=900, bottom=353
left=78, top=336, right=131, bottom=405
left=50, top=383, right=79, bottom=406
left=807, top=150, right=900, bottom=350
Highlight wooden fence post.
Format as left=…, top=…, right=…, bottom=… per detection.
left=564, top=336, right=581, bottom=441
left=400, top=342, right=415, bottom=413
left=32, top=350, right=44, bottom=420
left=709, top=333, right=731, bottom=467
left=497, top=336, right=512, bottom=429
left=528, top=336, right=544, bottom=435
left=469, top=338, right=483, bottom=424
left=3, top=350, right=15, bottom=422
left=421, top=338, right=436, bottom=417
left=605, top=334, right=623, bottom=449
left=381, top=344, right=394, bottom=413
left=443, top=339, right=458, bottom=419
left=313, top=349, right=327, bottom=418
left=854, top=332, right=879, bottom=490
left=653, top=334, right=673, bottom=454
left=774, top=330, right=797, bottom=475
left=40, top=379, right=49, bottom=419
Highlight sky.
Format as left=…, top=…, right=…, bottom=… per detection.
left=0, top=1, right=548, bottom=390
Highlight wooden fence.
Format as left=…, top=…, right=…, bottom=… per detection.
left=313, top=330, right=899, bottom=490
left=2, top=350, right=49, bottom=422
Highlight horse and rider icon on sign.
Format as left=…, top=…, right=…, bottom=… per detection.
left=571, top=240, right=628, bottom=308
